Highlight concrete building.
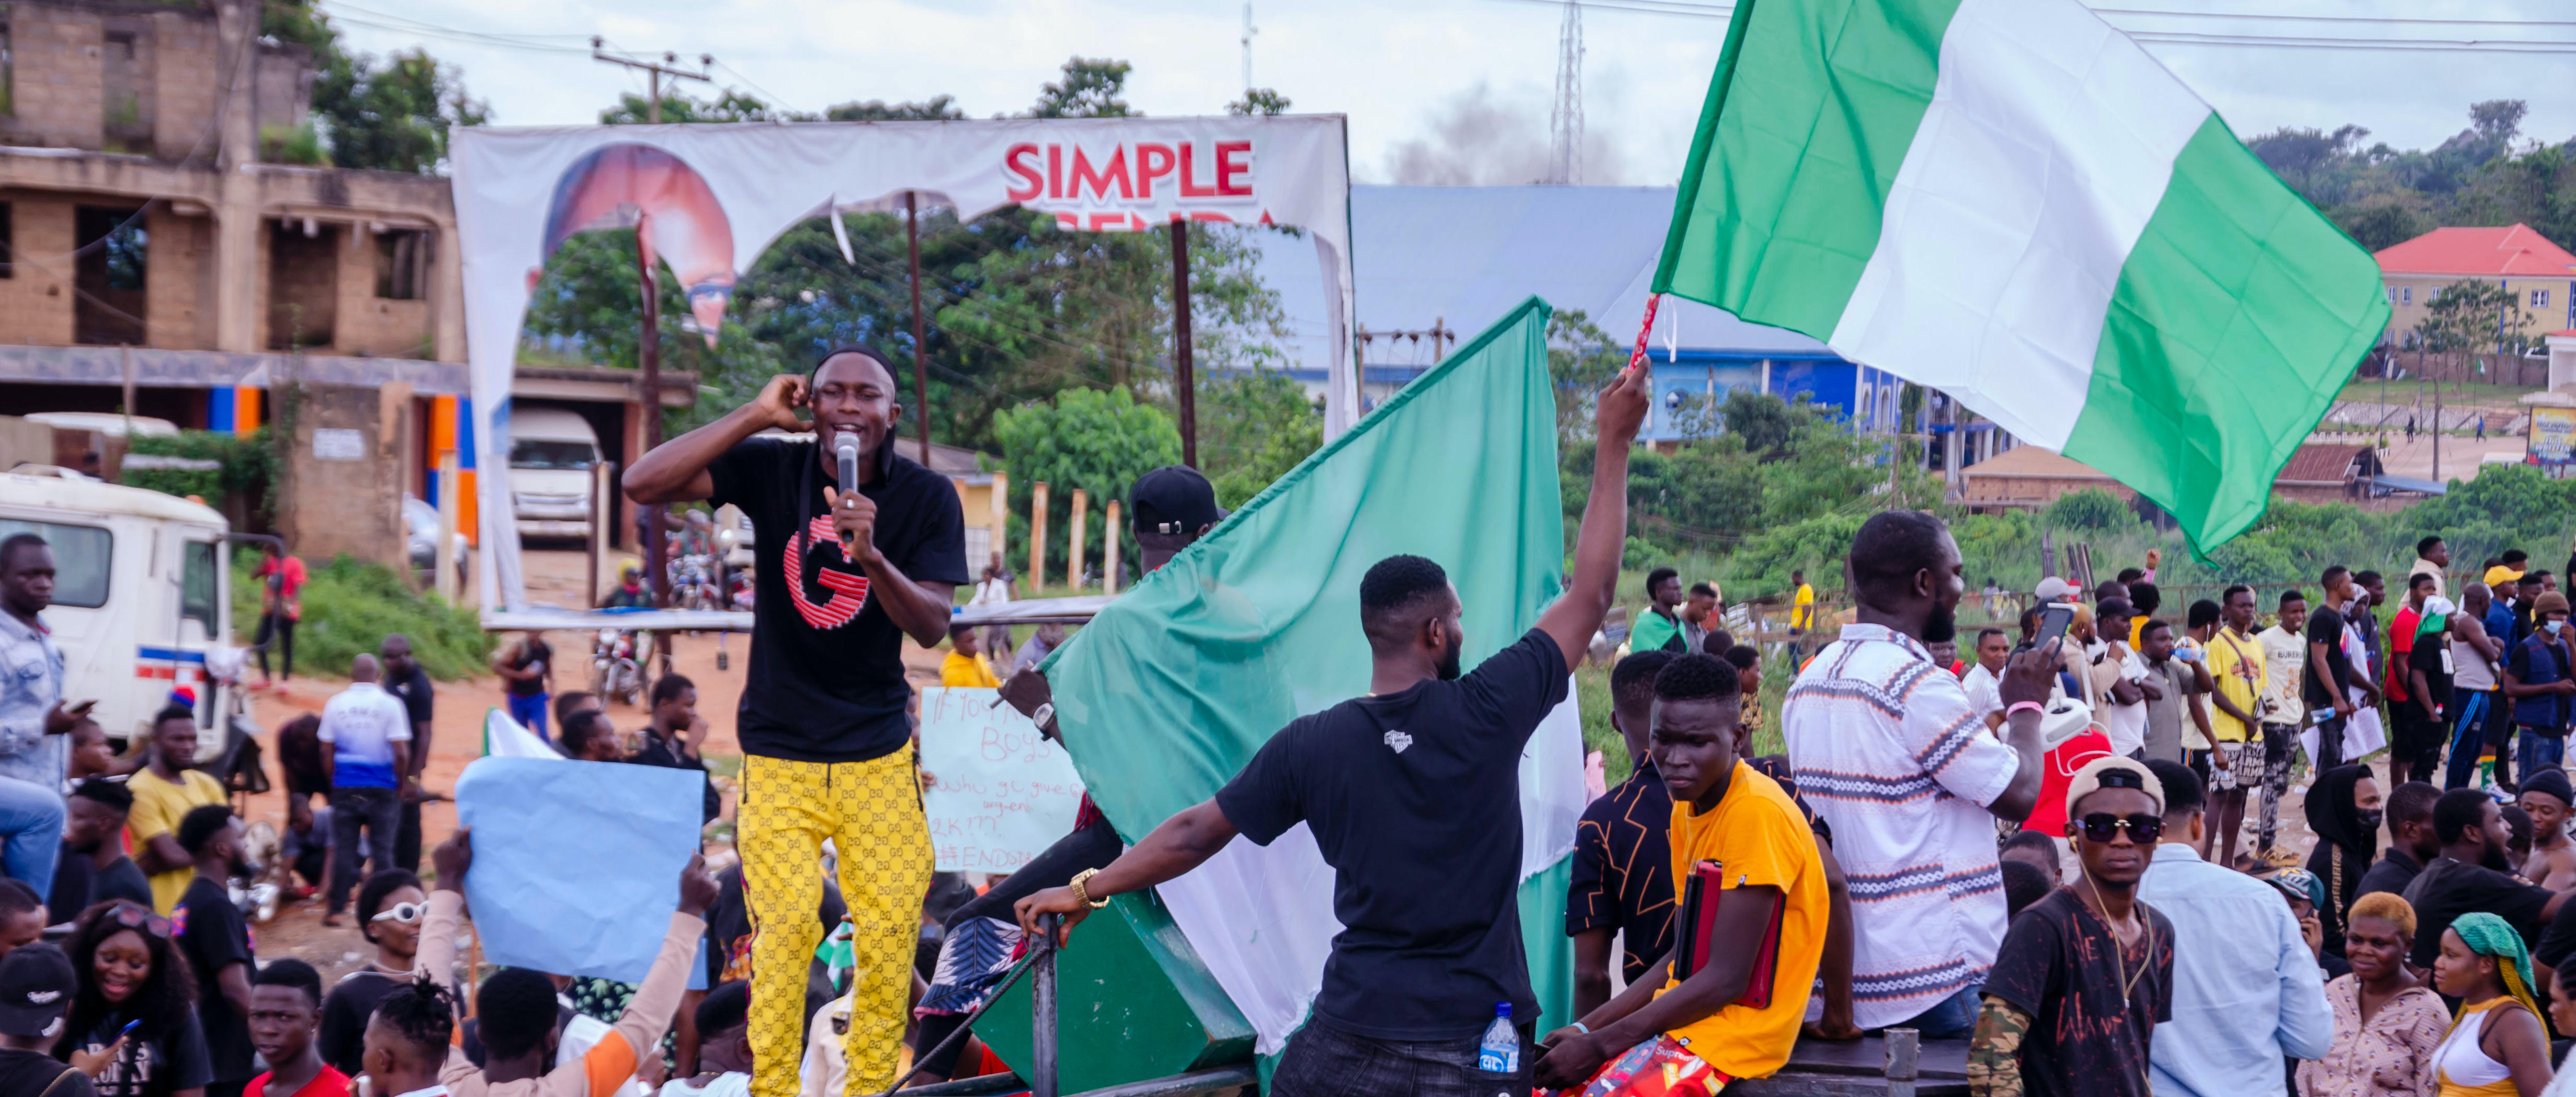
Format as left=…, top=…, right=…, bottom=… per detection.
left=2376, top=224, right=2576, bottom=347
left=1957, top=442, right=2402, bottom=516
left=0, top=0, right=471, bottom=562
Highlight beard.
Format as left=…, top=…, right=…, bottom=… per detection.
left=1437, top=623, right=1465, bottom=681
left=2483, top=843, right=2515, bottom=873
left=1920, top=602, right=1958, bottom=645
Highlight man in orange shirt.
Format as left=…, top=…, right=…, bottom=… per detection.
left=1534, top=654, right=1829, bottom=1093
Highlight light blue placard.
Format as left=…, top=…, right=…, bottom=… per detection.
left=454, top=756, right=709, bottom=987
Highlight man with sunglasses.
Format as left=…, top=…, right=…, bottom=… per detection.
left=2135, top=759, right=2332, bottom=1097
left=1969, top=757, right=2175, bottom=1097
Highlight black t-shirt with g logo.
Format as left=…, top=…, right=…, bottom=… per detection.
left=708, top=436, right=967, bottom=763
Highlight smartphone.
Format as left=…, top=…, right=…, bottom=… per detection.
left=2032, top=605, right=2074, bottom=655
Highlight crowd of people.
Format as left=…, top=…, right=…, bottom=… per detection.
left=13, top=343, right=2576, bottom=1097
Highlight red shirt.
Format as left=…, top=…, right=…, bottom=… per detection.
left=2019, top=728, right=2112, bottom=840
left=2387, top=605, right=2421, bottom=703
left=246, top=1064, right=351, bottom=1097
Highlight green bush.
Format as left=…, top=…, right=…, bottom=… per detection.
left=232, top=550, right=490, bottom=680
left=2044, top=487, right=2132, bottom=532
left=126, top=429, right=276, bottom=521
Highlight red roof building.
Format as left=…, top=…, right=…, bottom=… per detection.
left=2376, top=224, right=2576, bottom=346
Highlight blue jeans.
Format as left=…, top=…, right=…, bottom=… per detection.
left=2446, top=691, right=2495, bottom=789
left=1895, top=983, right=1985, bottom=1040
left=0, top=775, right=64, bottom=892
left=2517, top=729, right=2566, bottom=781
left=507, top=692, right=550, bottom=742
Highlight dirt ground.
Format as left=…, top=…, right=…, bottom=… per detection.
left=232, top=549, right=949, bottom=981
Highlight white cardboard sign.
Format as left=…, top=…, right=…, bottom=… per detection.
left=918, top=686, right=1087, bottom=873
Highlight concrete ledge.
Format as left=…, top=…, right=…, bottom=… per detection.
left=0, top=343, right=466, bottom=394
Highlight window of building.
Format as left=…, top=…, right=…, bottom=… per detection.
left=2535, top=289, right=2552, bottom=309
left=2387, top=286, right=2399, bottom=305
left=2401, top=286, right=2413, bottom=306
left=376, top=229, right=430, bottom=300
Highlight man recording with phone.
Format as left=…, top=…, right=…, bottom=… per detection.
left=623, top=346, right=966, bottom=1097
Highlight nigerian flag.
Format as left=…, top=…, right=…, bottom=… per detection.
left=1655, top=0, right=2391, bottom=549
left=1040, top=297, right=1586, bottom=1057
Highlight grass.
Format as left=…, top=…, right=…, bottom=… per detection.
left=2340, top=378, right=2539, bottom=407
left=230, top=550, right=492, bottom=680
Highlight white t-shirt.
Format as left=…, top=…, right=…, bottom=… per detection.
left=316, top=681, right=413, bottom=787
left=1960, top=663, right=2005, bottom=723
left=2094, top=648, right=2150, bottom=757
left=662, top=1073, right=751, bottom=1097
left=970, top=576, right=1012, bottom=607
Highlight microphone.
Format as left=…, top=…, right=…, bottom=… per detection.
left=833, top=429, right=861, bottom=491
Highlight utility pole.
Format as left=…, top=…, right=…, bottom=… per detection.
left=1172, top=221, right=1197, bottom=468
left=906, top=192, right=932, bottom=455
left=593, top=41, right=712, bottom=606
left=1241, top=3, right=1258, bottom=93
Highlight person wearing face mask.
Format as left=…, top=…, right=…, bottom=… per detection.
left=2503, top=592, right=2576, bottom=781
left=2302, top=765, right=2384, bottom=959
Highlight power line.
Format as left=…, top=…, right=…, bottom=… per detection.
left=2094, top=7, right=2576, bottom=29
left=2127, top=31, right=2576, bottom=54
left=711, top=60, right=806, bottom=116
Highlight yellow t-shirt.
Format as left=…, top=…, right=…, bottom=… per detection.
left=2130, top=616, right=2148, bottom=650
left=127, top=767, right=228, bottom=913
left=1790, top=584, right=1815, bottom=630
left=2206, top=628, right=2267, bottom=744
left=1661, top=762, right=1827, bottom=1079
left=2486, top=565, right=2526, bottom=588
left=940, top=651, right=1000, bottom=688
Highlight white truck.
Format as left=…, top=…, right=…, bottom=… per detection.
left=508, top=407, right=606, bottom=539
left=0, top=466, right=240, bottom=763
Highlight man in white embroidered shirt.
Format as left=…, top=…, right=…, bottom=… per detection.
left=1784, top=511, right=2052, bottom=1038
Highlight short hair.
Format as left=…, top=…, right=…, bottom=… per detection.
left=2221, top=584, right=2252, bottom=606
left=2321, top=565, right=2351, bottom=586
left=0, top=878, right=40, bottom=922
left=2127, top=581, right=2162, bottom=615
left=2388, top=781, right=2440, bottom=830
left=2115, top=568, right=2145, bottom=585
left=357, top=869, right=425, bottom=938
left=2188, top=599, right=2221, bottom=629
left=1976, top=627, right=2006, bottom=645
left=2279, top=588, right=2308, bottom=609
left=695, top=980, right=751, bottom=1036
left=254, top=957, right=325, bottom=1007
left=551, top=692, right=597, bottom=726
left=2348, top=892, right=2417, bottom=939
left=1609, top=651, right=1677, bottom=713
left=2505, top=549, right=2530, bottom=566
left=1688, top=582, right=1717, bottom=599
left=153, top=705, right=197, bottom=731
left=810, top=344, right=899, bottom=385
left=2435, top=787, right=2495, bottom=845
left=370, top=975, right=454, bottom=1064
left=1652, top=653, right=1742, bottom=703
left=2503, top=804, right=2534, bottom=849
left=0, top=533, right=44, bottom=571
left=2139, top=618, right=2172, bottom=641
left=176, top=804, right=234, bottom=855
left=1645, top=568, right=1679, bottom=597
left=2002, top=857, right=2052, bottom=919
left=2408, top=572, right=2437, bottom=593
left=559, top=709, right=612, bottom=757
left=948, top=620, right=976, bottom=640
left=1721, top=644, right=1760, bottom=671
left=2355, top=570, right=2384, bottom=588
left=70, top=777, right=133, bottom=813
left=2095, top=596, right=2134, bottom=621
left=475, top=968, right=561, bottom=1060
left=2532, top=569, right=2556, bottom=583
left=1702, top=628, right=1734, bottom=657
left=2094, top=580, right=2128, bottom=603
left=651, top=674, right=695, bottom=707
left=1849, top=510, right=1950, bottom=605
left=2001, top=829, right=2059, bottom=862
left=1359, top=555, right=1449, bottom=620
left=2148, top=759, right=2204, bottom=818
left=2420, top=536, right=2447, bottom=558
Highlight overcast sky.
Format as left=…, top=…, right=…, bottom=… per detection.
left=334, top=0, right=2576, bottom=188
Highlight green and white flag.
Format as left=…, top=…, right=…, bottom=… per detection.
left=1654, top=0, right=2392, bottom=549
left=1041, top=298, right=1585, bottom=1056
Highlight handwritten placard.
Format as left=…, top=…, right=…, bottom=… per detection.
left=919, top=686, right=1088, bottom=873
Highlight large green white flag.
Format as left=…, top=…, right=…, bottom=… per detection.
left=1654, top=0, right=2392, bottom=549
left=1041, top=297, right=1585, bottom=1055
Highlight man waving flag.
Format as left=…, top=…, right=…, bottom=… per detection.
left=1653, top=0, right=2391, bottom=550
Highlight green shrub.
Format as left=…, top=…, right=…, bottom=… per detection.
left=126, top=429, right=276, bottom=522
left=232, top=550, right=490, bottom=680
left=2044, top=487, right=2132, bottom=532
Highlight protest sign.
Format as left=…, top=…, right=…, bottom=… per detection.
left=455, top=755, right=709, bottom=986
left=918, top=686, right=1087, bottom=873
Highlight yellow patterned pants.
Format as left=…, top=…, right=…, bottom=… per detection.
left=740, top=751, right=931, bottom=1097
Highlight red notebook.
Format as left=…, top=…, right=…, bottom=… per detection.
left=1670, top=858, right=1787, bottom=1009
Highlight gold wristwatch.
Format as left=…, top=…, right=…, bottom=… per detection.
left=1068, top=868, right=1111, bottom=910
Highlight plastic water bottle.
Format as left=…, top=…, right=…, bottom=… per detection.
left=1477, top=1001, right=1518, bottom=1073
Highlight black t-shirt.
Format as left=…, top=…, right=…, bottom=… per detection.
left=2532, top=891, right=2576, bottom=972
left=385, top=663, right=435, bottom=734
left=317, top=971, right=407, bottom=1076
left=1215, top=628, right=1571, bottom=1040
left=2402, top=856, right=2554, bottom=969
left=0, top=1048, right=93, bottom=1097
left=2304, top=606, right=2355, bottom=709
left=94, top=858, right=153, bottom=910
left=707, top=437, right=968, bottom=763
left=63, top=1009, right=211, bottom=1097
left=51, top=845, right=94, bottom=925
left=2356, top=846, right=2422, bottom=902
left=504, top=637, right=552, bottom=699
left=2409, top=638, right=2454, bottom=720
left=1982, top=889, right=2175, bottom=1097
left=629, top=730, right=719, bottom=824
left=1567, top=758, right=1675, bottom=987
left=175, top=877, right=254, bottom=1083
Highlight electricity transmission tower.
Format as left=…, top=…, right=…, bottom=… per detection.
left=1242, top=3, right=1258, bottom=92
left=1548, top=0, right=1584, bottom=184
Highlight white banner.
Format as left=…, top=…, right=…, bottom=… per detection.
left=916, top=686, right=1087, bottom=873
left=450, top=116, right=1358, bottom=619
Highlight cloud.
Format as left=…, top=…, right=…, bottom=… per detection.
left=1378, top=81, right=1628, bottom=186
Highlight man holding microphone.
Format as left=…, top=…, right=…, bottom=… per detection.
left=625, top=346, right=966, bottom=1097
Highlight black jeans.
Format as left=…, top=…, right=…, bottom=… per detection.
left=1270, top=1017, right=1535, bottom=1097
left=255, top=613, right=296, bottom=680
left=327, top=786, right=401, bottom=914
left=395, top=797, right=422, bottom=873
left=914, top=815, right=1124, bottom=1080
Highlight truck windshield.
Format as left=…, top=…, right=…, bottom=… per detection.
left=510, top=440, right=597, bottom=470
left=0, top=519, right=110, bottom=608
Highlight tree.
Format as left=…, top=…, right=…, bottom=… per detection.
left=2413, top=279, right=2533, bottom=388
left=1227, top=88, right=1292, bottom=117
left=1545, top=311, right=1625, bottom=446
left=1029, top=58, right=1135, bottom=118
left=1719, top=390, right=1799, bottom=458
left=1197, top=369, right=1320, bottom=508
left=827, top=96, right=965, bottom=121
left=602, top=89, right=814, bottom=125
left=2045, top=488, right=2131, bottom=533
left=308, top=48, right=488, bottom=172
left=991, top=388, right=1184, bottom=585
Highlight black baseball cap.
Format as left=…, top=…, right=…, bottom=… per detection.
left=1131, top=466, right=1225, bottom=537
left=0, top=943, right=75, bottom=1037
